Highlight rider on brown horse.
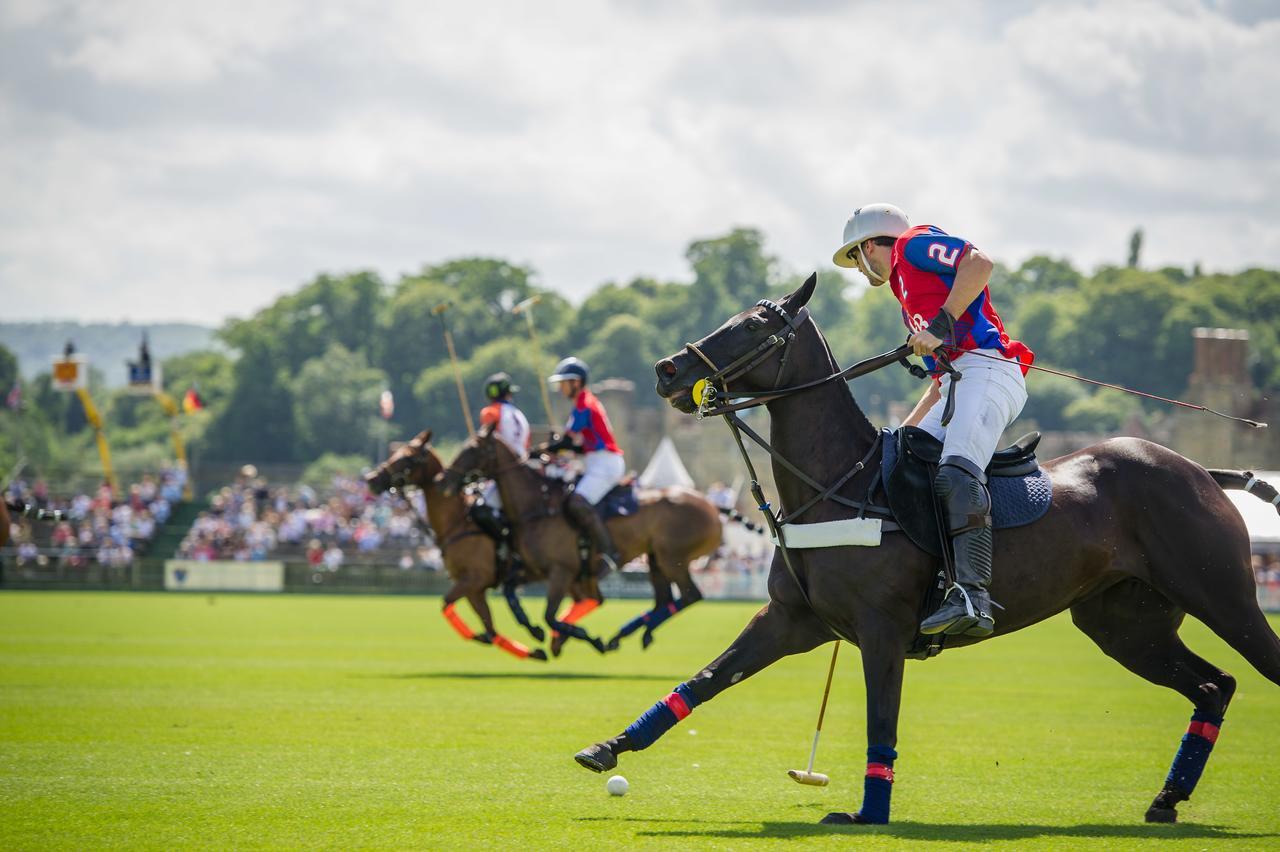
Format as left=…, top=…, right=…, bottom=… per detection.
left=537, top=357, right=623, bottom=575
left=470, top=372, right=531, bottom=545
left=835, top=203, right=1034, bottom=638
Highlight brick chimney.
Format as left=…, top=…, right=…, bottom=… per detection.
left=1189, top=328, right=1249, bottom=386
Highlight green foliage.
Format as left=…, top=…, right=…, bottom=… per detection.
left=1063, top=391, right=1142, bottom=432
left=300, top=452, right=373, bottom=490
left=415, top=336, right=558, bottom=434
left=0, top=343, right=16, bottom=392
left=292, top=344, right=390, bottom=459
left=1018, top=373, right=1088, bottom=432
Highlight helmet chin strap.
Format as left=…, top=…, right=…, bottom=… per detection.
left=855, top=244, right=887, bottom=284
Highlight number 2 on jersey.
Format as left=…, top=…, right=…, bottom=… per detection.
left=928, top=243, right=960, bottom=267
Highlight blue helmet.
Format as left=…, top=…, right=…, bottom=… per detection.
left=548, top=356, right=588, bottom=384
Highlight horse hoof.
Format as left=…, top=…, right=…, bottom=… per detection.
left=605, top=637, right=621, bottom=652
left=820, top=812, right=882, bottom=825
left=590, top=637, right=607, bottom=654
left=641, top=632, right=654, bottom=650
left=1145, top=806, right=1177, bottom=823
left=529, top=649, right=548, bottom=662
left=574, top=743, right=616, bottom=773
left=529, top=627, right=546, bottom=643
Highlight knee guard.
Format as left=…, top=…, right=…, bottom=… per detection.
left=933, top=455, right=990, bottom=535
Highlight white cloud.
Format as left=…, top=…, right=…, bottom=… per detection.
left=0, top=0, right=1277, bottom=323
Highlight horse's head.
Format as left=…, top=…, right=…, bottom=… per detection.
left=654, top=273, right=818, bottom=413
left=439, top=425, right=505, bottom=497
left=365, top=430, right=443, bottom=494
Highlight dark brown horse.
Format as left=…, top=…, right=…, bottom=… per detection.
left=439, top=426, right=724, bottom=653
left=0, top=497, right=10, bottom=548
left=366, top=430, right=602, bottom=662
left=573, top=273, right=1280, bottom=826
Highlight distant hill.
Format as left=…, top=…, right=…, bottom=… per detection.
left=0, top=322, right=220, bottom=387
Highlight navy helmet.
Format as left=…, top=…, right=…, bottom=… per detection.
left=483, top=372, right=519, bottom=400
left=548, top=356, right=588, bottom=384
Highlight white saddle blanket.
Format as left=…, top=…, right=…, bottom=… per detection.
left=770, top=518, right=882, bottom=549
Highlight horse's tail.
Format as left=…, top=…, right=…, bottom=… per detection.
left=717, top=505, right=765, bottom=535
left=1208, top=469, right=1280, bottom=516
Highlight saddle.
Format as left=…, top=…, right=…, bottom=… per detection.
left=595, top=476, right=640, bottom=520
left=880, top=426, right=1052, bottom=560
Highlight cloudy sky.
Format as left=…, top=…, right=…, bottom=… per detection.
left=1, top=0, right=1277, bottom=323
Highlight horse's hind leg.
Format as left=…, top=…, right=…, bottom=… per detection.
left=1070, top=579, right=1236, bottom=823
left=607, top=552, right=703, bottom=651
left=575, top=599, right=830, bottom=772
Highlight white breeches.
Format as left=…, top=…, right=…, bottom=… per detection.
left=915, top=349, right=1029, bottom=470
left=575, top=451, right=626, bottom=504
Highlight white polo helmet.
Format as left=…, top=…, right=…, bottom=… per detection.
left=832, top=203, right=910, bottom=283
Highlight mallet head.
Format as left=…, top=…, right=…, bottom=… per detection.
left=787, top=769, right=830, bottom=787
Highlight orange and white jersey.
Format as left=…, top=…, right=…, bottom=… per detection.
left=479, top=400, right=531, bottom=459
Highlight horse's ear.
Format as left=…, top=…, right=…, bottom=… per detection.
left=410, top=429, right=432, bottom=447
left=780, top=272, right=818, bottom=311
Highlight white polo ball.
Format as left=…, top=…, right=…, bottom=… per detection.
left=606, top=774, right=629, bottom=796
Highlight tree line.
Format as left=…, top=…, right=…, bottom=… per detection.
left=3, top=227, right=1279, bottom=481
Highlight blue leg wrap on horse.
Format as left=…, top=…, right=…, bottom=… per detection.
left=1165, top=711, right=1223, bottom=795
left=623, top=683, right=700, bottom=750
left=615, top=598, right=688, bottom=639
left=858, top=745, right=898, bottom=824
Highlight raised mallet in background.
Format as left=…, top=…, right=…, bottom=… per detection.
left=788, top=641, right=840, bottom=786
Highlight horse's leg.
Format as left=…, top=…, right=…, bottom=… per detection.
left=502, top=580, right=546, bottom=643
left=1069, top=579, right=1237, bottom=823
left=466, top=587, right=546, bottom=662
left=550, top=590, right=602, bottom=657
left=820, top=614, right=908, bottom=826
left=543, top=570, right=607, bottom=655
left=575, top=599, right=829, bottom=772
left=606, top=554, right=672, bottom=651
left=638, top=556, right=703, bottom=650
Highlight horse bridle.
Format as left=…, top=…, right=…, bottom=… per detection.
left=683, top=299, right=811, bottom=417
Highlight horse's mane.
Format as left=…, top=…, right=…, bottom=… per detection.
left=806, top=316, right=878, bottom=443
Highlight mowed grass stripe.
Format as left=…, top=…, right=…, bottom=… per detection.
left=1, top=592, right=1277, bottom=850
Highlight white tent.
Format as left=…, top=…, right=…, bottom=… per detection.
left=1226, top=471, right=1280, bottom=545
left=639, top=436, right=695, bottom=489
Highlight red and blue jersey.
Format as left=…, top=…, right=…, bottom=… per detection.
left=890, top=224, right=1034, bottom=374
left=567, top=389, right=621, bottom=454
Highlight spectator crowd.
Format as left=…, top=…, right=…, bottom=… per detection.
left=175, top=469, right=442, bottom=571
left=3, top=468, right=186, bottom=570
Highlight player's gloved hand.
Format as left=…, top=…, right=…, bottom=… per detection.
left=909, top=310, right=955, bottom=356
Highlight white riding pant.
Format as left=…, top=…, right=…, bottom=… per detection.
left=914, top=349, right=1028, bottom=471
left=575, top=450, right=626, bottom=504
left=481, top=481, right=502, bottom=511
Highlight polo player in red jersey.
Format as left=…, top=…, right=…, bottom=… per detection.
left=835, top=203, right=1035, bottom=638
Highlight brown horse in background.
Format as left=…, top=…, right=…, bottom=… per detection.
left=365, top=430, right=601, bottom=662
left=0, top=497, right=10, bottom=548
left=439, top=426, right=726, bottom=653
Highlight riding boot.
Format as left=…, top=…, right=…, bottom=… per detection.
left=919, top=456, right=995, bottom=638
left=564, top=492, right=621, bottom=576
left=468, top=503, right=507, bottom=543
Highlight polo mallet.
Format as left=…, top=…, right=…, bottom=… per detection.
left=432, top=302, right=475, bottom=435
left=511, top=295, right=556, bottom=428
left=788, top=641, right=840, bottom=786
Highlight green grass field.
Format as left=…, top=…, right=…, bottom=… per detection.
left=1, top=592, right=1278, bottom=850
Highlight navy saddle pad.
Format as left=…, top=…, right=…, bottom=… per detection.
left=880, top=427, right=1052, bottom=556
left=597, top=480, right=640, bottom=519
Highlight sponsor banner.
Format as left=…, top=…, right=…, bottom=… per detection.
left=165, top=560, right=285, bottom=592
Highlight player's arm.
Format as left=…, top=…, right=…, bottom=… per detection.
left=901, top=382, right=941, bottom=428
left=941, top=247, right=993, bottom=322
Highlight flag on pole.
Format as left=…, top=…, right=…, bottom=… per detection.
left=183, top=386, right=205, bottom=413
left=379, top=389, right=395, bottom=420
left=5, top=381, right=19, bottom=410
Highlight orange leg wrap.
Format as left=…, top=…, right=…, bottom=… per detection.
left=493, top=635, right=531, bottom=659
left=564, top=598, right=601, bottom=624
left=442, top=602, right=475, bottom=640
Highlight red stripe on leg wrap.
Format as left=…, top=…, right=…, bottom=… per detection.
left=663, top=692, right=692, bottom=720
left=1188, top=721, right=1220, bottom=743
left=866, top=763, right=895, bottom=782
left=442, top=603, right=475, bottom=640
